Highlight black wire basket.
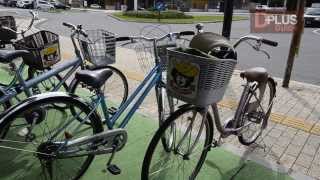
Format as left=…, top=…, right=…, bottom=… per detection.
left=14, top=30, right=61, bottom=70
left=77, top=29, right=116, bottom=68
left=0, top=16, right=17, bottom=42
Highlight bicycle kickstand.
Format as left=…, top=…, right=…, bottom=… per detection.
left=211, top=135, right=223, bottom=148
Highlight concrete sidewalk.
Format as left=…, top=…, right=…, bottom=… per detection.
left=56, top=35, right=320, bottom=179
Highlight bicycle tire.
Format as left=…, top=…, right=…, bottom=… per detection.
left=0, top=93, right=103, bottom=180
left=69, top=66, right=128, bottom=124
left=238, top=79, right=275, bottom=145
left=27, top=67, right=69, bottom=94
left=141, top=104, right=213, bottom=180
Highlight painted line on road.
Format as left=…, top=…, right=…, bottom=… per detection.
left=313, top=29, right=320, bottom=35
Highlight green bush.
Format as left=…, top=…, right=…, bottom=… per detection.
left=123, top=10, right=193, bottom=19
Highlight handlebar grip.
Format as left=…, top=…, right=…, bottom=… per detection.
left=180, top=31, right=195, bottom=36
left=116, top=37, right=130, bottom=42
left=62, top=22, right=75, bottom=29
left=262, top=39, right=278, bottom=47
left=79, top=29, right=88, bottom=37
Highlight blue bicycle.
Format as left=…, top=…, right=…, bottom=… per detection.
left=0, top=21, right=129, bottom=116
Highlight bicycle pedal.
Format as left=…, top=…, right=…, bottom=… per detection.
left=108, top=107, right=118, bottom=115
left=107, top=164, right=121, bottom=175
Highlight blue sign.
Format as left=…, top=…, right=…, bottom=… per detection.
left=155, top=0, right=166, bottom=11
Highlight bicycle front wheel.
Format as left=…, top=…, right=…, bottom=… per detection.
left=0, top=93, right=103, bottom=180
left=141, top=105, right=213, bottom=180
left=156, top=84, right=176, bottom=151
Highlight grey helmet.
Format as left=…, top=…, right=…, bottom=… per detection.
left=190, top=32, right=237, bottom=59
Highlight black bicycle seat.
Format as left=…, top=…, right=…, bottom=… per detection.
left=240, top=67, right=269, bottom=83
left=75, top=69, right=113, bottom=89
left=0, top=49, right=33, bottom=63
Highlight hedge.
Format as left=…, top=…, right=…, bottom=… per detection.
left=123, top=10, right=193, bottom=19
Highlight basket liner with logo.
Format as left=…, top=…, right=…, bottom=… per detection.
left=167, top=48, right=237, bottom=107
left=14, top=30, right=60, bottom=70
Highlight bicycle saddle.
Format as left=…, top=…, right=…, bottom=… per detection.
left=240, top=67, right=268, bottom=83
left=75, top=69, right=113, bottom=89
left=0, top=49, right=33, bottom=63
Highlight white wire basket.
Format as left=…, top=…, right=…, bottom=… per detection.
left=77, top=29, right=116, bottom=68
left=167, top=48, right=237, bottom=107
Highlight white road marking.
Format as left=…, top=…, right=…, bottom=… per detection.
left=313, top=29, right=320, bottom=35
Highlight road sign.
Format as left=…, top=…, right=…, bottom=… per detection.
left=155, top=0, right=166, bottom=11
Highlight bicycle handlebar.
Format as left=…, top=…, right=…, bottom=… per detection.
left=62, top=22, right=88, bottom=37
left=117, top=31, right=195, bottom=44
left=233, top=35, right=278, bottom=48
left=261, top=38, right=278, bottom=47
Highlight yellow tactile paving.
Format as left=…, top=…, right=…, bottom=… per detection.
left=310, top=125, right=320, bottom=135
left=218, top=100, right=238, bottom=109
left=270, top=113, right=286, bottom=123
left=282, top=117, right=313, bottom=132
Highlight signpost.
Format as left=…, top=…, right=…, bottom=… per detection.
left=283, top=0, right=306, bottom=88
left=155, top=0, right=166, bottom=22
left=222, top=0, right=234, bottom=39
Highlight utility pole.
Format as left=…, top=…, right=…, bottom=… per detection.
left=282, top=0, right=306, bottom=88
left=222, top=0, right=234, bottom=39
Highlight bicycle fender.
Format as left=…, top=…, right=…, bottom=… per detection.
left=0, top=92, right=101, bottom=126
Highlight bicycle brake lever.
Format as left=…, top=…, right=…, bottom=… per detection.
left=260, top=49, right=271, bottom=59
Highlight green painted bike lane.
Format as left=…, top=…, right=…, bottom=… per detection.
left=83, top=114, right=292, bottom=180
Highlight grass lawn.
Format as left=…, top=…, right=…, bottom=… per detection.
left=112, top=12, right=248, bottom=24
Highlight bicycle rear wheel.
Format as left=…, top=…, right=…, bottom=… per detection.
left=141, top=105, right=213, bottom=180
left=0, top=94, right=103, bottom=180
left=28, top=67, right=69, bottom=94
left=237, top=80, right=275, bottom=145
left=69, top=66, right=128, bottom=119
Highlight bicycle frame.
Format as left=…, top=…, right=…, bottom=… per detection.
left=94, top=64, right=162, bottom=129
left=0, top=57, right=82, bottom=103
left=0, top=22, right=91, bottom=108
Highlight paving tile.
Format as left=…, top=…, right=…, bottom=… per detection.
left=280, top=154, right=296, bottom=169
left=273, top=124, right=287, bottom=131
left=291, top=135, right=308, bottom=146
left=307, top=134, right=320, bottom=147
left=275, top=136, right=292, bottom=148
left=313, top=153, right=320, bottom=165
left=270, top=145, right=286, bottom=158
left=301, top=144, right=318, bottom=157
left=308, top=164, right=320, bottom=179
left=295, top=153, right=314, bottom=168
left=261, top=136, right=276, bottom=148
left=268, top=128, right=283, bottom=138
left=286, top=144, right=303, bottom=157
left=282, top=128, right=298, bottom=138
left=291, top=164, right=309, bottom=175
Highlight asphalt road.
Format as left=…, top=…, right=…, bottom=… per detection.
left=1, top=7, right=320, bottom=85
